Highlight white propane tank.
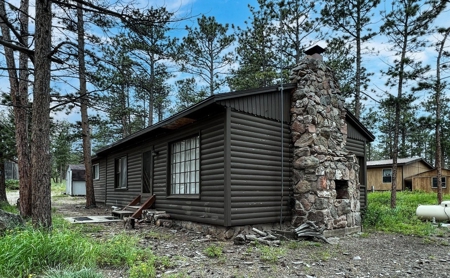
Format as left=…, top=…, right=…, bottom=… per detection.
left=416, top=201, right=450, bottom=221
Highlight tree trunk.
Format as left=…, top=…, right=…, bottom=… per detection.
left=0, top=160, right=7, bottom=202
left=355, top=2, right=361, bottom=120
left=435, top=29, right=449, bottom=204
left=0, top=0, right=32, bottom=217
left=31, top=0, right=52, bottom=228
left=77, top=2, right=96, bottom=208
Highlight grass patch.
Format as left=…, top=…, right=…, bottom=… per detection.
left=96, top=233, right=152, bottom=267
left=43, top=267, right=103, bottom=278
left=51, top=182, right=66, bottom=194
left=363, top=191, right=449, bottom=236
left=257, top=245, right=286, bottom=263
left=0, top=214, right=167, bottom=278
left=0, top=201, right=18, bottom=213
left=0, top=227, right=98, bottom=277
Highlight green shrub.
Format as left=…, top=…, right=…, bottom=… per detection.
left=5, top=179, right=19, bottom=190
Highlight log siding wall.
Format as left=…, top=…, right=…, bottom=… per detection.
left=229, top=111, right=291, bottom=226
left=101, top=113, right=227, bottom=226
left=93, top=159, right=106, bottom=203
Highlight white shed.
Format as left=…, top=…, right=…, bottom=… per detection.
left=66, top=164, right=86, bottom=196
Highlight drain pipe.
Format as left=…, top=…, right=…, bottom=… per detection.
left=280, top=84, right=284, bottom=229
left=278, top=3, right=285, bottom=229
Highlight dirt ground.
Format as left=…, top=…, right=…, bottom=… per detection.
left=9, top=193, right=450, bottom=278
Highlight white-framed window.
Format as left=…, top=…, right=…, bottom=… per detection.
left=170, top=135, right=200, bottom=195
left=93, top=164, right=99, bottom=180
left=432, top=177, right=447, bottom=188
left=382, top=169, right=392, bottom=183
left=115, top=156, right=127, bottom=189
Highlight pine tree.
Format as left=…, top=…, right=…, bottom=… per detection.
left=0, top=0, right=32, bottom=217
left=322, top=0, right=380, bottom=119
left=228, top=0, right=279, bottom=90
left=178, top=15, right=234, bottom=96
left=380, top=0, right=447, bottom=208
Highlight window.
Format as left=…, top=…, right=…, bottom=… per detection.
left=170, top=135, right=200, bottom=195
left=432, top=177, right=447, bottom=188
left=382, top=169, right=392, bottom=183
left=115, top=156, right=127, bottom=189
left=93, top=164, right=99, bottom=180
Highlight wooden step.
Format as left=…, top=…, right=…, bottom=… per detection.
left=131, top=195, right=156, bottom=219
left=111, top=210, right=134, bottom=219
left=127, top=205, right=141, bottom=210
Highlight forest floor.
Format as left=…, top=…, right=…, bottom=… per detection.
left=7, top=192, right=450, bottom=277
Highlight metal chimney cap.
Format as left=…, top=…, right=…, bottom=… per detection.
left=304, top=45, right=326, bottom=55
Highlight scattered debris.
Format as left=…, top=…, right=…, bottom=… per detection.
left=295, top=221, right=330, bottom=244
left=142, top=209, right=171, bottom=225
left=233, top=228, right=281, bottom=246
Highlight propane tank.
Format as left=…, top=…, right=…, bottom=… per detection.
left=416, top=201, right=450, bottom=221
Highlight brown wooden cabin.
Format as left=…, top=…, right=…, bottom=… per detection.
left=92, top=83, right=374, bottom=227
left=409, top=169, right=450, bottom=194
left=367, top=158, right=433, bottom=191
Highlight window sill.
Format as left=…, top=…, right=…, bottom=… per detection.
left=166, top=194, right=200, bottom=200
left=114, top=188, right=128, bottom=191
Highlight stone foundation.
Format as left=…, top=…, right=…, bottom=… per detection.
left=172, top=220, right=292, bottom=240
left=289, top=51, right=361, bottom=231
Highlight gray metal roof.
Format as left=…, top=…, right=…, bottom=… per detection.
left=367, top=157, right=433, bottom=168
left=68, top=164, right=85, bottom=171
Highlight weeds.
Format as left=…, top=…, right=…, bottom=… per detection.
left=96, top=233, right=152, bottom=267
left=0, top=227, right=98, bottom=278
left=362, top=191, right=449, bottom=236
left=43, top=267, right=103, bottom=278
left=258, top=245, right=286, bottom=264
left=203, top=244, right=223, bottom=258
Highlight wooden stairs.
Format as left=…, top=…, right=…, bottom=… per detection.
left=111, top=195, right=156, bottom=219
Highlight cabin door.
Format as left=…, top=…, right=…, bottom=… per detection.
left=142, top=150, right=152, bottom=194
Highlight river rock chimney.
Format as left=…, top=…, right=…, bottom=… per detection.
left=289, top=45, right=361, bottom=232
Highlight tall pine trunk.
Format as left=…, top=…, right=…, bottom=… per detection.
left=0, top=0, right=32, bottom=216
left=434, top=29, right=449, bottom=204
left=31, top=0, right=52, bottom=228
left=77, top=2, right=96, bottom=208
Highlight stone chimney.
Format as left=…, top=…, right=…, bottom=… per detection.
left=289, top=45, right=361, bottom=231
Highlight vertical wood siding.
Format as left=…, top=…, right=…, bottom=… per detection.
left=347, top=120, right=368, bottom=141
left=412, top=169, right=450, bottom=194
left=367, top=167, right=404, bottom=191
left=218, top=90, right=291, bottom=122
left=229, top=111, right=291, bottom=226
